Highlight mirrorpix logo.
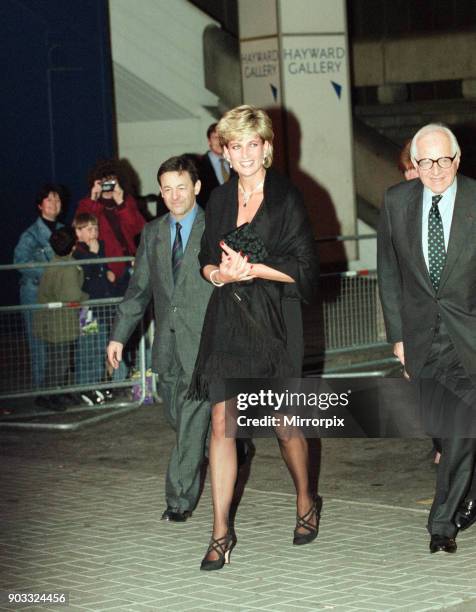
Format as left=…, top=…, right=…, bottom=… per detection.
left=235, top=389, right=349, bottom=429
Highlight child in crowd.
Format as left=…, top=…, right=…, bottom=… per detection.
left=34, top=227, right=88, bottom=411
left=73, top=213, right=116, bottom=404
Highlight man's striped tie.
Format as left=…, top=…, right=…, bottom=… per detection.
left=172, top=222, right=183, bottom=283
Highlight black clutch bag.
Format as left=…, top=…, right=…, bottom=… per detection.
left=222, top=223, right=268, bottom=263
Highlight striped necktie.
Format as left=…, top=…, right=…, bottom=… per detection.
left=172, top=222, right=183, bottom=283
left=428, top=195, right=446, bottom=291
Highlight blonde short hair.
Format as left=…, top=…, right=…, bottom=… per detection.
left=217, top=105, right=274, bottom=168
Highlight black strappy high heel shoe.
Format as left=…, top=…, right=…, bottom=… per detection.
left=293, top=496, right=322, bottom=545
left=200, top=532, right=236, bottom=571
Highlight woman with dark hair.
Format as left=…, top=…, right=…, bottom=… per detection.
left=190, top=105, right=320, bottom=570
left=77, top=159, right=145, bottom=296
left=14, top=184, right=64, bottom=395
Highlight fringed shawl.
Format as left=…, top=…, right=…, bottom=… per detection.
left=189, top=168, right=318, bottom=400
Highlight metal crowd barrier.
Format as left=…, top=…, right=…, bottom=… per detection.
left=307, top=233, right=394, bottom=375
left=0, top=299, right=146, bottom=430
left=0, top=256, right=147, bottom=430
left=0, top=235, right=391, bottom=428
left=300, top=268, right=391, bottom=376
left=320, top=270, right=387, bottom=352
left=305, top=233, right=388, bottom=354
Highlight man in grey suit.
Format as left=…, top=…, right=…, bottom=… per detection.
left=378, top=124, right=476, bottom=553
left=107, top=155, right=213, bottom=522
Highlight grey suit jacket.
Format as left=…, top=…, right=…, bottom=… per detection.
left=377, top=174, right=476, bottom=382
left=111, top=206, right=213, bottom=377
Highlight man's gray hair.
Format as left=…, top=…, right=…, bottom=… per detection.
left=410, top=123, right=461, bottom=161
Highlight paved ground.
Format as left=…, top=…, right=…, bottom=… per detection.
left=1, top=402, right=476, bottom=611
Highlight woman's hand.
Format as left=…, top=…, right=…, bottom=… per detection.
left=91, top=180, right=102, bottom=201
left=112, top=181, right=124, bottom=205
left=218, top=241, right=255, bottom=283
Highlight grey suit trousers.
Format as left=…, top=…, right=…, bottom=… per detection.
left=158, top=337, right=210, bottom=512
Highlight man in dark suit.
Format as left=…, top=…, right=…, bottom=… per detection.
left=196, top=123, right=232, bottom=208
left=378, top=124, right=476, bottom=553
left=107, top=155, right=213, bottom=522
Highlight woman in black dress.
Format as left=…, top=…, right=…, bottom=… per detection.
left=191, top=105, right=320, bottom=570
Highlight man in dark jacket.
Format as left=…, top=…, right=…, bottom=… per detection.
left=196, top=123, right=232, bottom=208
left=378, top=123, right=476, bottom=554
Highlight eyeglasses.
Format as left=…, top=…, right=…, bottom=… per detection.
left=415, top=154, right=457, bottom=170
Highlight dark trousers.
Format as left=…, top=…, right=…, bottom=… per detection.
left=419, top=321, right=476, bottom=538
left=45, top=341, right=75, bottom=389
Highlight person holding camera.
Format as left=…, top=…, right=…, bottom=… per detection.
left=77, top=160, right=145, bottom=296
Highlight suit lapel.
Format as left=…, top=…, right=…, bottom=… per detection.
left=155, top=216, right=174, bottom=297
left=438, top=176, right=475, bottom=292
left=173, top=207, right=205, bottom=292
left=405, top=182, right=433, bottom=288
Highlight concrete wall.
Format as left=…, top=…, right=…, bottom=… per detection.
left=238, top=0, right=356, bottom=263
left=353, top=119, right=402, bottom=213
left=348, top=219, right=377, bottom=272
left=109, top=0, right=220, bottom=194
left=117, top=119, right=206, bottom=195
left=353, top=31, right=476, bottom=88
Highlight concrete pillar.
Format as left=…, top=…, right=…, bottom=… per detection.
left=462, top=79, right=476, bottom=99
left=238, top=0, right=356, bottom=262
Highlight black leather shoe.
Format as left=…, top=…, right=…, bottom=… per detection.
left=454, top=500, right=476, bottom=531
left=429, top=534, right=457, bottom=554
left=161, top=507, right=192, bottom=522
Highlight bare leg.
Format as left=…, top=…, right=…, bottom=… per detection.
left=204, top=401, right=238, bottom=561
left=276, top=429, right=316, bottom=534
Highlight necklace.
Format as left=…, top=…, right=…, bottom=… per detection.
left=238, top=180, right=264, bottom=207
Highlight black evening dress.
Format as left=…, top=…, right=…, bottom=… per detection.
left=189, top=168, right=318, bottom=403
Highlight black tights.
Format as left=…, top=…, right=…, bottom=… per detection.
left=205, top=402, right=315, bottom=560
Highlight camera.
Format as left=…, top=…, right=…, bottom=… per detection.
left=101, top=179, right=116, bottom=192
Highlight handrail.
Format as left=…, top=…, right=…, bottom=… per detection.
left=1, top=255, right=134, bottom=271
left=316, top=233, right=376, bottom=243
left=0, top=297, right=122, bottom=314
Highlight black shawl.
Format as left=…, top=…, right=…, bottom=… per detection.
left=189, top=168, right=318, bottom=399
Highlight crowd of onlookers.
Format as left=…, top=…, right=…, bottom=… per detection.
left=15, top=126, right=418, bottom=415
left=12, top=122, right=230, bottom=412
left=13, top=159, right=146, bottom=411
left=12, top=130, right=419, bottom=412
